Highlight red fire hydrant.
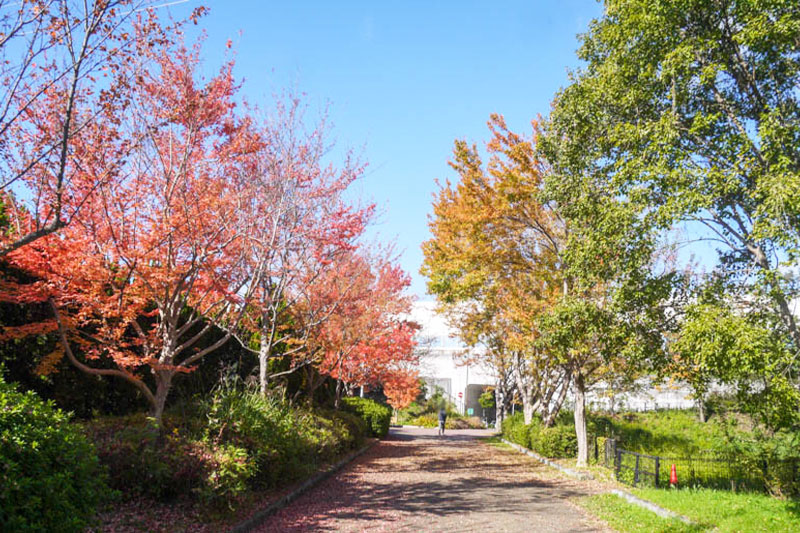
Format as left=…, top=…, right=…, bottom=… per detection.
left=670, top=463, right=678, bottom=487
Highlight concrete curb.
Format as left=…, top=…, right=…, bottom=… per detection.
left=499, top=438, right=595, bottom=480
left=230, top=439, right=378, bottom=533
left=609, top=489, right=695, bottom=525
left=497, top=438, right=696, bottom=525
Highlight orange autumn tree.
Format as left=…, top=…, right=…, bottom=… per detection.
left=0, top=1, right=201, bottom=256
left=305, top=249, right=419, bottom=408
left=229, top=96, right=374, bottom=395
left=4, top=36, right=254, bottom=426
left=383, top=369, right=420, bottom=411
left=421, top=114, right=569, bottom=427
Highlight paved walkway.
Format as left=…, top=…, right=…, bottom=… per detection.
left=254, top=427, right=607, bottom=532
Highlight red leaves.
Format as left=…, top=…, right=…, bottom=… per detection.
left=308, top=250, right=419, bottom=393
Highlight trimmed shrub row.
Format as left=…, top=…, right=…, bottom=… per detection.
left=340, top=396, right=391, bottom=438
left=501, top=412, right=578, bottom=459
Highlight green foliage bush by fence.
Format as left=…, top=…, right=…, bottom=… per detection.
left=530, top=423, right=578, bottom=458
left=340, top=396, right=391, bottom=438
left=501, top=413, right=580, bottom=458
left=0, top=378, right=109, bottom=532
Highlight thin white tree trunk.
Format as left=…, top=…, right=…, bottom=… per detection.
left=573, top=372, right=588, bottom=467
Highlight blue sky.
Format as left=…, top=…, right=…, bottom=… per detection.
left=170, top=0, right=605, bottom=299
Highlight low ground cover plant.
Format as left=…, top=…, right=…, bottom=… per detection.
left=405, top=412, right=482, bottom=429
left=83, top=383, right=372, bottom=513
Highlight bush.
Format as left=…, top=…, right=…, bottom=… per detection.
left=204, top=383, right=368, bottom=489
left=86, top=383, right=371, bottom=510
left=340, top=397, right=391, bottom=438
left=408, top=413, right=483, bottom=429
left=530, top=424, right=578, bottom=458
left=200, top=444, right=256, bottom=508
left=501, top=412, right=531, bottom=449
left=0, top=378, right=109, bottom=532
left=85, top=414, right=210, bottom=501
left=204, top=383, right=315, bottom=487
left=501, top=413, right=578, bottom=458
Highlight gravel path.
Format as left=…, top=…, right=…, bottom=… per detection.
left=254, top=427, right=607, bottom=532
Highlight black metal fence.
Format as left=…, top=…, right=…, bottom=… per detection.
left=600, top=438, right=769, bottom=491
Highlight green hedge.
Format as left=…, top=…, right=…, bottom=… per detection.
left=501, top=412, right=578, bottom=458
left=340, top=397, right=391, bottom=438
left=0, top=378, right=109, bottom=532
left=501, top=412, right=531, bottom=449
left=530, top=424, right=578, bottom=458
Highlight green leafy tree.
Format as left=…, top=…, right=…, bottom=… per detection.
left=673, top=301, right=799, bottom=429
left=541, top=0, right=800, bottom=411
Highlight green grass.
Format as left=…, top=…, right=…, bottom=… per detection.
left=632, top=488, right=800, bottom=533
left=479, top=435, right=511, bottom=449
left=577, top=494, right=704, bottom=533
left=593, top=409, right=736, bottom=456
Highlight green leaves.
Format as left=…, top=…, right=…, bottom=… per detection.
left=541, top=0, right=800, bottom=430
left=673, top=302, right=799, bottom=428
left=0, top=378, right=109, bottom=532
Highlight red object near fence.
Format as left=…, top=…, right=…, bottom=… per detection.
left=670, top=463, right=678, bottom=487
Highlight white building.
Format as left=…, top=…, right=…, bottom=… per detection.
left=410, top=301, right=699, bottom=416
left=409, top=301, right=496, bottom=417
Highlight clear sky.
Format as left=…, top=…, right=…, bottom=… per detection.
left=168, top=0, right=605, bottom=299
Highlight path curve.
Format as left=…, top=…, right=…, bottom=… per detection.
left=254, top=427, right=607, bottom=532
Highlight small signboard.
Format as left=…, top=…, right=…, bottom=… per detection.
left=467, top=408, right=474, bottom=415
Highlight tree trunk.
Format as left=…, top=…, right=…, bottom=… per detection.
left=523, top=397, right=536, bottom=425
left=573, top=372, right=589, bottom=468
left=512, top=352, right=537, bottom=424
left=698, top=396, right=707, bottom=423
left=495, top=384, right=505, bottom=433
left=334, top=378, right=343, bottom=409
left=151, top=371, right=174, bottom=429
left=543, top=374, right=569, bottom=428
left=259, top=338, right=269, bottom=395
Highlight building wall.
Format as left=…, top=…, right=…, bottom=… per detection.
left=409, top=301, right=700, bottom=417
left=410, top=302, right=496, bottom=416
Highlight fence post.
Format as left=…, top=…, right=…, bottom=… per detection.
left=634, top=454, right=640, bottom=485
left=615, top=447, right=622, bottom=480
left=654, top=456, right=660, bottom=488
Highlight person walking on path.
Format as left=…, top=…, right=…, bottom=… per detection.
left=438, top=408, right=447, bottom=436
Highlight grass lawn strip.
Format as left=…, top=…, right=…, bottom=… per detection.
left=577, top=493, right=705, bottom=533
left=632, top=487, right=800, bottom=533
left=610, top=489, right=693, bottom=524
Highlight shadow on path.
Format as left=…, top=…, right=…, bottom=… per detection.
left=255, top=428, right=603, bottom=533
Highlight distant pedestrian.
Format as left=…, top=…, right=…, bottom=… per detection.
left=438, top=408, right=447, bottom=436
